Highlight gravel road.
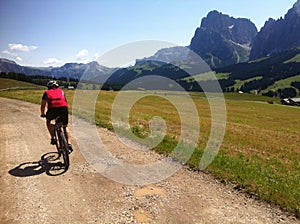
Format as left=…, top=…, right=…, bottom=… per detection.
left=0, top=97, right=299, bottom=224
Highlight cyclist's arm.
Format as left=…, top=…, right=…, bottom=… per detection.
left=41, top=99, right=47, bottom=116
left=62, top=90, right=68, bottom=103
left=41, top=92, right=47, bottom=116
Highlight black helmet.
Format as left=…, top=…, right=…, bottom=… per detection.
left=46, top=80, right=59, bottom=89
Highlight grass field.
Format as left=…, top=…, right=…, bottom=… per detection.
left=0, top=78, right=45, bottom=91
left=0, top=78, right=299, bottom=217
left=232, top=76, right=263, bottom=90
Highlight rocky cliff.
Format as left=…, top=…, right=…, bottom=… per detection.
left=250, top=0, right=300, bottom=60
left=189, top=10, right=257, bottom=68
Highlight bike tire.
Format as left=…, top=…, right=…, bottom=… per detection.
left=58, top=131, right=70, bottom=169
left=54, top=126, right=61, bottom=153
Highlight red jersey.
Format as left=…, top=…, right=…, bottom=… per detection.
left=42, top=88, right=68, bottom=108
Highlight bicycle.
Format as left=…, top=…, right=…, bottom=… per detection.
left=41, top=115, right=70, bottom=169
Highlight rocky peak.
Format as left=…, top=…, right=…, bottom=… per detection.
left=250, top=0, right=300, bottom=60
left=190, top=10, right=257, bottom=68
left=201, top=10, right=256, bottom=44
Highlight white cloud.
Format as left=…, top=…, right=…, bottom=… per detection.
left=75, top=49, right=92, bottom=63
left=43, top=57, right=61, bottom=65
left=92, top=53, right=100, bottom=61
left=76, top=58, right=92, bottom=64
left=8, top=43, right=38, bottom=52
left=16, top=56, right=23, bottom=62
left=1, top=50, right=16, bottom=56
left=76, top=49, right=89, bottom=57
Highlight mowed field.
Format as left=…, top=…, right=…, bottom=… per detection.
left=0, top=78, right=44, bottom=91
left=0, top=78, right=299, bottom=217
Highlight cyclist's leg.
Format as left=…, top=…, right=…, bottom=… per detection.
left=46, top=119, right=55, bottom=139
left=63, top=125, right=71, bottom=145
left=45, top=108, right=56, bottom=144
left=60, top=107, right=72, bottom=146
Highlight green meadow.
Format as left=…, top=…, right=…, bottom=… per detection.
left=0, top=78, right=299, bottom=217
left=0, top=78, right=45, bottom=91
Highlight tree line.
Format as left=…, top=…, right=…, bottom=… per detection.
left=0, top=72, right=79, bottom=88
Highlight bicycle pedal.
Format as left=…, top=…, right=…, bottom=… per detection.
left=68, top=145, right=73, bottom=154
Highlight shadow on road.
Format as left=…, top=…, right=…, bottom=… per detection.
left=9, top=152, right=68, bottom=177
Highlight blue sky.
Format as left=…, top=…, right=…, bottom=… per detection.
left=0, top=0, right=297, bottom=67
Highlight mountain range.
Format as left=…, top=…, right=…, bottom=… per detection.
left=0, top=58, right=115, bottom=82
left=1, top=0, right=300, bottom=96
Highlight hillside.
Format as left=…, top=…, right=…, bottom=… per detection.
left=0, top=78, right=44, bottom=90
left=103, top=47, right=300, bottom=98
left=2, top=48, right=300, bottom=98
left=0, top=58, right=114, bottom=81
left=214, top=48, right=300, bottom=97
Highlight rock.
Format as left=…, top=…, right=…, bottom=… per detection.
left=250, top=0, right=300, bottom=59
left=189, top=10, right=257, bottom=68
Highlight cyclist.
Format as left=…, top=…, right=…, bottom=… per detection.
left=40, top=80, right=73, bottom=152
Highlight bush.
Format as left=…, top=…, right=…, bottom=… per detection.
left=280, top=87, right=297, bottom=98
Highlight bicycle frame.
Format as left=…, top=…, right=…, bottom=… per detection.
left=52, top=119, right=70, bottom=169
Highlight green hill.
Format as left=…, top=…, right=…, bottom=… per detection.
left=103, top=47, right=300, bottom=97
left=0, top=78, right=44, bottom=90
left=213, top=48, right=300, bottom=97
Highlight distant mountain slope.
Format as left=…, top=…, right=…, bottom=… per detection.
left=136, top=46, right=190, bottom=65
left=0, top=58, right=51, bottom=76
left=214, top=48, right=300, bottom=97
left=216, top=48, right=300, bottom=80
left=189, top=10, right=257, bottom=68
left=105, top=47, right=300, bottom=95
left=106, top=61, right=190, bottom=90
left=250, top=0, right=300, bottom=59
left=50, top=61, right=115, bottom=81
left=0, top=58, right=114, bottom=81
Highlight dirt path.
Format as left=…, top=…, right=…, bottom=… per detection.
left=0, top=97, right=299, bottom=224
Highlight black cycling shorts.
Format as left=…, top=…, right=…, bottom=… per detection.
left=46, top=107, right=69, bottom=125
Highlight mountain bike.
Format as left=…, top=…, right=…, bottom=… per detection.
left=41, top=115, right=70, bottom=169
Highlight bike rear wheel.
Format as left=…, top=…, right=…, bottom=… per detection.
left=58, top=131, right=69, bottom=169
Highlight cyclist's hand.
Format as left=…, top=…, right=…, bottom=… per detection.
left=40, top=114, right=46, bottom=118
